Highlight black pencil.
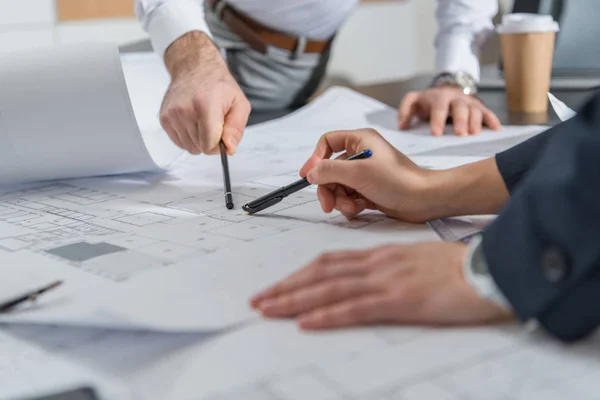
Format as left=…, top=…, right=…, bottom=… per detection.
left=219, top=140, right=234, bottom=210
left=0, top=281, right=63, bottom=313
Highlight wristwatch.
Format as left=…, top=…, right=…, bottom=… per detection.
left=431, top=71, right=478, bottom=96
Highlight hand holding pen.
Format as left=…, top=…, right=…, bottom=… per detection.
left=294, top=129, right=437, bottom=222
left=243, top=150, right=372, bottom=214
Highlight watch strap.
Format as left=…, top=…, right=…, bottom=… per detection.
left=431, top=71, right=478, bottom=96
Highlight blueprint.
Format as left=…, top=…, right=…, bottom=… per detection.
left=0, top=80, right=546, bottom=331
left=3, top=320, right=599, bottom=400
left=0, top=177, right=438, bottom=331
left=4, top=52, right=586, bottom=399
left=0, top=328, right=134, bottom=400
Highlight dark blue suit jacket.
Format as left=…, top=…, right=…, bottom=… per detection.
left=483, top=94, right=600, bottom=342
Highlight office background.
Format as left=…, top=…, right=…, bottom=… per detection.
left=0, top=0, right=514, bottom=85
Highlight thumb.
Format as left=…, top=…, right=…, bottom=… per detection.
left=398, top=91, right=419, bottom=130
left=198, top=104, right=225, bottom=155
left=300, top=129, right=365, bottom=177
left=299, top=154, right=321, bottom=178
left=222, top=97, right=251, bottom=155
left=306, top=159, right=364, bottom=190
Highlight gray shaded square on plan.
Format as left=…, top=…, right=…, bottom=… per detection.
left=46, top=242, right=125, bottom=262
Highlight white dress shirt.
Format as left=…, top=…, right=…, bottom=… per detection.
left=135, top=0, right=497, bottom=81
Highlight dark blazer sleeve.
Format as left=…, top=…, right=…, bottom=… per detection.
left=495, top=126, right=559, bottom=193
left=482, top=94, right=600, bottom=342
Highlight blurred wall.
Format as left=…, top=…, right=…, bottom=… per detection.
left=326, top=1, right=421, bottom=85
left=0, top=0, right=513, bottom=84
left=0, top=0, right=145, bottom=55
left=327, top=0, right=514, bottom=84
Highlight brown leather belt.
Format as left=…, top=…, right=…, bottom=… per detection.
left=207, top=0, right=331, bottom=55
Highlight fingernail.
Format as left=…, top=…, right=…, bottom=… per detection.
left=340, top=203, right=354, bottom=214
left=228, top=137, right=238, bottom=148
left=307, top=172, right=314, bottom=184
left=298, top=317, right=315, bottom=329
left=260, top=300, right=276, bottom=312
left=249, top=295, right=261, bottom=307
left=252, top=291, right=264, bottom=299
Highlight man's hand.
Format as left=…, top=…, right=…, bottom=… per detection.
left=160, top=32, right=251, bottom=155
left=250, top=242, right=513, bottom=330
left=398, top=86, right=501, bottom=136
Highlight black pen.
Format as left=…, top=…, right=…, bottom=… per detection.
left=219, top=140, right=234, bottom=210
left=0, top=281, right=63, bottom=314
left=243, top=149, right=373, bottom=215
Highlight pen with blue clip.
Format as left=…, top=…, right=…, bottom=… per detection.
left=242, top=149, right=373, bottom=215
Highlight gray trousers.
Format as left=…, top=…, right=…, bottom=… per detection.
left=204, top=4, right=331, bottom=111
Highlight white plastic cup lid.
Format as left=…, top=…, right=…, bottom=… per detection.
left=497, top=13, right=559, bottom=34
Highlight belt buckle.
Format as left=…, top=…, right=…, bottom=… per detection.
left=292, top=36, right=308, bottom=60
left=211, top=0, right=227, bottom=18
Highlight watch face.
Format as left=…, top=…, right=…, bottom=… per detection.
left=455, top=72, right=477, bottom=95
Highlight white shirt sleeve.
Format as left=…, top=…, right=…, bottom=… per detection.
left=135, top=0, right=212, bottom=58
left=435, top=0, right=498, bottom=81
left=463, top=235, right=512, bottom=310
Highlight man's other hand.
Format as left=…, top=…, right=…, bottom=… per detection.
left=398, top=87, right=501, bottom=136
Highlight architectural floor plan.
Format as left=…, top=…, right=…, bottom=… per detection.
left=3, top=76, right=584, bottom=400
left=0, top=175, right=391, bottom=285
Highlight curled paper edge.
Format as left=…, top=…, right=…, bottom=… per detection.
left=548, top=92, right=577, bottom=121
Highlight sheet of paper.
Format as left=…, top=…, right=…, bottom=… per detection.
left=409, top=155, right=486, bottom=170
left=0, top=44, right=180, bottom=186
left=239, top=87, right=547, bottom=165
left=0, top=205, right=438, bottom=331
left=409, top=130, right=543, bottom=158
left=120, top=52, right=184, bottom=169
left=4, top=320, right=600, bottom=400
left=428, top=216, right=496, bottom=242
left=120, top=52, right=170, bottom=134
left=100, top=221, right=438, bottom=331
left=0, top=329, right=133, bottom=400
left=548, top=92, right=577, bottom=121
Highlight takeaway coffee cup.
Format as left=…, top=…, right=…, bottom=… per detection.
left=497, top=14, right=559, bottom=113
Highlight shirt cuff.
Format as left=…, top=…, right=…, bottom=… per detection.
left=146, top=1, right=212, bottom=58
left=463, top=235, right=513, bottom=310
left=435, top=34, right=485, bottom=82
